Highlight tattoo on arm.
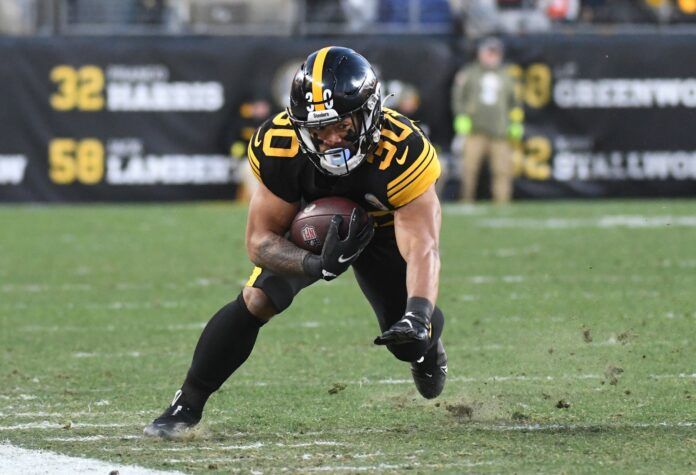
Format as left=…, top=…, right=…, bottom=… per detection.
left=255, top=233, right=309, bottom=276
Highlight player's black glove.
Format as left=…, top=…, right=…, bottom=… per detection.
left=302, top=208, right=374, bottom=281
left=374, top=297, right=433, bottom=345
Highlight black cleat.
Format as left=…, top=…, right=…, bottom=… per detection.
left=411, top=340, right=448, bottom=399
left=143, top=390, right=202, bottom=439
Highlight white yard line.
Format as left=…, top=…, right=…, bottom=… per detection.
left=442, top=204, right=488, bottom=215
left=467, top=275, right=526, bottom=284
left=45, top=435, right=141, bottom=442
left=649, top=372, right=696, bottom=379
left=368, top=372, right=696, bottom=385
left=1, top=284, right=93, bottom=293
left=0, top=410, right=153, bottom=418
left=0, top=442, right=184, bottom=475
left=475, top=215, right=696, bottom=229
left=73, top=351, right=143, bottom=358
left=99, top=441, right=347, bottom=452
left=481, top=422, right=696, bottom=431
left=0, top=422, right=133, bottom=431
left=165, top=323, right=206, bottom=331
left=302, top=461, right=494, bottom=472
left=359, top=373, right=602, bottom=386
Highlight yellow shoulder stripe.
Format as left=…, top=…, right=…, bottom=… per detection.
left=387, top=136, right=431, bottom=192
left=248, top=132, right=261, bottom=167
left=388, top=143, right=435, bottom=199
left=246, top=140, right=261, bottom=182
left=388, top=147, right=440, bottom=208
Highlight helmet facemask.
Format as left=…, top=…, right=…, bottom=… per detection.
left=289, top=85, right=382, bottom=177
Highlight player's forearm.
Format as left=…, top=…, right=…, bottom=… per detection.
left=249, top=231, right=309, bottom=276
left=405, top=245, right=440, bottom=305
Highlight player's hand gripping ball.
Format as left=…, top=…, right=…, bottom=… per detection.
left=293, top=197, right=374, bottom=281
left=290, top=197, right=369, bottom=253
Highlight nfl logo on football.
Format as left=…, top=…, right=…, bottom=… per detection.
left=301, top=224, right=320, bottom=247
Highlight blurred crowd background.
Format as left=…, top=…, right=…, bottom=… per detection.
left=2, top=0, right=696, bottom=36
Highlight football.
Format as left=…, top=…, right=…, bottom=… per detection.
left=289, top=197, right=368, bottom=253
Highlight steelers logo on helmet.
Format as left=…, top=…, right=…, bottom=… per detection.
left=287, top=46, right=383, bottom=177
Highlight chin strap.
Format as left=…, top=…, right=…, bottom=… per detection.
left=381, top=92, right=396, bottom=108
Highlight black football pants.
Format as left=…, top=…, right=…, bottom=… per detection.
left=182, top=232, right=445, bottom=411
left=249, top=232, right=444, bottom=362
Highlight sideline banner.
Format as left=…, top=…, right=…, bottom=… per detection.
left=505, top=34, right=696, bottom=199
left=0, top=37, right=246, bottom=202
left=0, top=36, right=453, bottom=202
left=1, top=35, right=695, bottom=201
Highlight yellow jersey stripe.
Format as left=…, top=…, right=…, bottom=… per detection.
left=387, top=137, right=431, bottom=192
left=249, top=159, right=260, bottom=177
left=389, top=153, right=440, bottom=208
left=246, top=143, right=261, bottom=182
left=311, top=47, right=332, bottom=112
left=388, top=145, right=435, bottom=199
left=248, top=161, right=261, bottom=182
left=247, top=143, right=262, bottom=181
left=245, top=266, right=263, bottom=287
left=247, top=140, right=260, bottom=168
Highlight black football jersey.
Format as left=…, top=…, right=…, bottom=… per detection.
left=247, top=107, right=440, bottom=230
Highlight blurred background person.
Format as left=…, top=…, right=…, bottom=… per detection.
left=0, top=0, right=36, bottom=34
left=229, top=98, right=271, bottom=202
left=451, top=37, right=523, bottom=204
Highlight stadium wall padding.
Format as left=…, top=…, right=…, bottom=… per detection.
left=1, top=34, right=695, bottom=202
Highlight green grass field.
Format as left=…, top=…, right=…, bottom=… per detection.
left=1, top=200, right=695, bottom=474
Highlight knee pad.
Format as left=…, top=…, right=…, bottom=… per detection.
left=254, top=274, right=295, bottom=313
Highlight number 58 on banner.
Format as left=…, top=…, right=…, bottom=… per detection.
left=49, top=138, right=105, bottom=185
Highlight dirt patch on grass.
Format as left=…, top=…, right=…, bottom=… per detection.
left=446, top=404, right=473, bottom=420
left=511, top=411, right=530, bottom=421
left=582, top=327, right=593, bottom=343
left=441, top=397, right=509, bottom=423
left=617, top=331, right=636, bottom=345
left=328, top=383, right=347, bottom=395
left=385, top=393, right=417, bottom=409
left=604, top=365, right=624, bottom=385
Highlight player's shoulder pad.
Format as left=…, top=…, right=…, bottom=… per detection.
left=247, top=111, right=301, bottom=182
left=380, top=108, right=440, bottom=209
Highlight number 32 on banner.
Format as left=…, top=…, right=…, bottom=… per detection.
left=50, top=65, right=105, bottom=111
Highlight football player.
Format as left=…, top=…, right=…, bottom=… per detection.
left=145, top=46, right=447, bottom=439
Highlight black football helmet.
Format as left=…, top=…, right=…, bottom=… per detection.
left=287, top=46, right=383, bottom=176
